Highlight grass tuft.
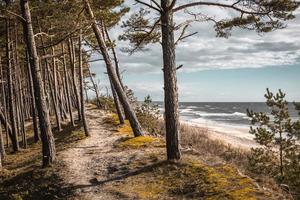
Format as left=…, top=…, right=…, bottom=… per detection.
left=113, top=154, right=271, bottom=200
left=115, top=136, right=164, bottom=149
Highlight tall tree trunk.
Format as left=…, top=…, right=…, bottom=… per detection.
left=0, top=57, right=10, bottom=147
left=83, top=0, right=143, bottom=137
left=161, top=0, right=181, bottom=160
left=0, top=108, right=13, bottom=142
left=62, top=43, right=75, bottom=127
left=68, top=38, right=82, bottom=121
left=6, top=18, right=19, bottom=152
left=45, top=58, right=62, bottom=131
left=78, top=31, right=90, bottom=137
left=37, top=20, right=62, bottom=132
left=13, top=23, right=27, bottom=149
left=103, top=25, right=125, bottom=90
left=0, top=115, right=5, bottom=160
left=26, top=52, right=40, bottom=142
left=103, top=25, right=125, bottom=123
left=20, top=0, right=56, bottom=167
left=51, top=46, right=62, bottom=131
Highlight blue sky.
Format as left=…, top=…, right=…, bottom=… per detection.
left=91, top=64, right=300, bottom=102
left=89, top=1, right=300, bottom=102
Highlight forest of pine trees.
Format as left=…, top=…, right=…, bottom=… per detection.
left=0, top=0, right=299, bottom=199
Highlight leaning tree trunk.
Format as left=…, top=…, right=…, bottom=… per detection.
left=83, top=0, right=143, bottom=137
left=110, top=79, right=125, bottom=124
left=78, top=31, right=90, bottom=137
left=103, top=25, right=125, bottom=123
left=20, top=0, right=56, bottom=167
left=161, top=0, right=181, bottom=160
left=5, top=18, right=19, bottom=152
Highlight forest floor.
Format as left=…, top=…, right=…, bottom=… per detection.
left=0, top=104, right=287, bottom=200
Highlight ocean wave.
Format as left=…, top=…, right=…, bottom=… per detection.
left=199, top=112, right=247, bottom=117
left=186, top=106, right=198, bottom=109
left=180, top=109, right=247, bottom=118
left=180, top=108, right=194, bottom=113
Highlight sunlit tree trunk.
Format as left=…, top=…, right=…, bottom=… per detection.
left=161, top=0, right=181, bottom=160
left=68, top=38, right=82, bottom=122
left=20, top=0, right=56, bottom=167
left=78, top=31, right=90, bottom=136
left=83, top=0, right=143, bottom=137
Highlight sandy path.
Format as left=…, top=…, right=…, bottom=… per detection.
left=58, top=105, right=153, bottom=200
left=59, top=106, right=122, bottom=199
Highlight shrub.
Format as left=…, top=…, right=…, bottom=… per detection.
left=136, top=95, right=161, bottom=135
left=247, top=89, right=300, bottom=196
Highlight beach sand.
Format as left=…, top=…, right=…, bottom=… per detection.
left=182, top=120, right=260, bottom=150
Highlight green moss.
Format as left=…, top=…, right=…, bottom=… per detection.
left=116, top=120, right=133, bottom=136
left=114, top=156, right=269, bottom=200
left=116, top=136, right=164, bottom=149
left=103, top=114, right=120, bottom=126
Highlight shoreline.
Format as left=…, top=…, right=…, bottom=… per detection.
left=181, top=119, right=260, bottom=150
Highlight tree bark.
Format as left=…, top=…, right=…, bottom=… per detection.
left=68, top=38, right=82, bottom=122
left=62, top=43, right=75, bottom=127
left=0, top=115, right=5, bottom=160
left=161, top=0, right=181, bottom=160
left=78, top=31, right=90, bottom=137
left=6, top=18, right=19, bottom=152
left=26, top=52, right=40, bottom=142
left=37, top=20, right=62, bottom=132
left=0, top=57, right=10, bottom=147
left=20, top=0, right=56, bottom=167
left=103, top=25, right=125, bottom=123
left=110, top=79, right=124, bottom=124
left=0, top=109, right=13, bottom=141
left=83, top=0, right=143, bottom=137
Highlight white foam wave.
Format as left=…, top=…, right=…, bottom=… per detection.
left=180, top=108, right=194, bottom=113
left=186, top=106, right=198, bottom=109
left=199, top=112, right=247, bottom=117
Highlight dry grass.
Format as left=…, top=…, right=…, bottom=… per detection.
left=115, top=136, right=165, bottom=149
left=103, top=113, right=285, bottom=199
left=0, top=122, right=87, bottom=200
left=179, top=123, right=249, bottom=166
left=109, top=153, right=276, bottom=200
left=154, top=120, right=288, bottom=199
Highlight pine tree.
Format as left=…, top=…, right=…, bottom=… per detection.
left=120, top=0, right=300, bottom=160
left=247, top=89, right=300, bottom=193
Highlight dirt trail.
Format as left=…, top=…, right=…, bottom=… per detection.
left=57, top=105, right=283, bottom=200
left=59, top=105, right=149, bottom=199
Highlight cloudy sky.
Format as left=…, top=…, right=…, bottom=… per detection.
left=90, top=0, right=300, bottom=102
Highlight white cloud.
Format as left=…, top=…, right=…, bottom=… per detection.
left=104, top=2, right=300, bottom=74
